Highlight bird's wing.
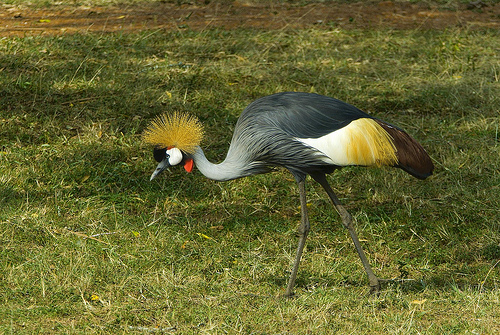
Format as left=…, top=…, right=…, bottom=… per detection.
left=237, top=92, right=398, bottom=168
left=241, top=92, right=375, bottom=139
left=232, top=92, right=433, bottom=179
left=227, top=92, right=368, bottom=175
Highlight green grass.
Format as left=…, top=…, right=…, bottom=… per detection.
left=1, top=16, right=500, bottom=335
left=6, top=0, right=500, bottom=8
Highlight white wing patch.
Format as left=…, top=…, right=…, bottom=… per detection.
left=296, top=118, right=398, bottom=167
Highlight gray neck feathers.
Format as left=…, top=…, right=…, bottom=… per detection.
left=191, top=146, right=255, bottom=181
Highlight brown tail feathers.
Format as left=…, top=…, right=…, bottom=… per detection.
left=376, top=120, right=434, bottom=180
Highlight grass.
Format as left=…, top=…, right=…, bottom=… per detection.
left=1, top=7, right=500, bottom=334
left=5, top=0, right=500, bottom=8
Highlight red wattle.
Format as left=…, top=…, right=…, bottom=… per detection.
left=184, top=158, right=194, bottom=172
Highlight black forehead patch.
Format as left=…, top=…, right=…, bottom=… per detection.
left=153, top=148, right=166, bottom=162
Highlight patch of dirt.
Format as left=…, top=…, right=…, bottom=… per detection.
left=1, top=1, right=499, bottom=36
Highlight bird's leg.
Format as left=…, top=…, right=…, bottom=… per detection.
left=284, top=179, right=310, bottom=297
left=312, top=174, right=381, bottom=293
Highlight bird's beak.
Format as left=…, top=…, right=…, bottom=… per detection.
left=150, top=158, right=170, bottom=181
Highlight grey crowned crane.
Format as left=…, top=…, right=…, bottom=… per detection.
left=143, top=92, right=434, bottom=297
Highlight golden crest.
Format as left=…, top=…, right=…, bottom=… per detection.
left=142, top=112, right=204, bottom=154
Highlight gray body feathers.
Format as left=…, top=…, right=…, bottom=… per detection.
left=192, top=92, right=433, bottom=182
left=225, top=92, right=374, bottom=180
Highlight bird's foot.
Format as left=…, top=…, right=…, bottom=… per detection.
left=281, top=290, right=296, bottom=299
left=369, top=281, right=381, bottom=295
left=369, top=277, right=394, bottom=295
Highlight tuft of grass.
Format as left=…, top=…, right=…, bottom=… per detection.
left=1, top=16, right=500, bottom=335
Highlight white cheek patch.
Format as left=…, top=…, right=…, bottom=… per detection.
left=166, top=147, right=183, bottom=166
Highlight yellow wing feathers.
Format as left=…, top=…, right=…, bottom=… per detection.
left=345, top=118, right=398, bottom=167
left=142, top=112, right=204, bottom=154
left=297, top=118, right=398, bottom=167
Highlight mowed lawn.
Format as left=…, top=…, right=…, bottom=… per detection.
left=1, top=2, right=500, bottom=334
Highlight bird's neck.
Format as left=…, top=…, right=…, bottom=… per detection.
left=191, top=146, right=248, bottom=181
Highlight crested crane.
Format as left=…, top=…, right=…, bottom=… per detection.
left=143, top=92, right=434, bottom=296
